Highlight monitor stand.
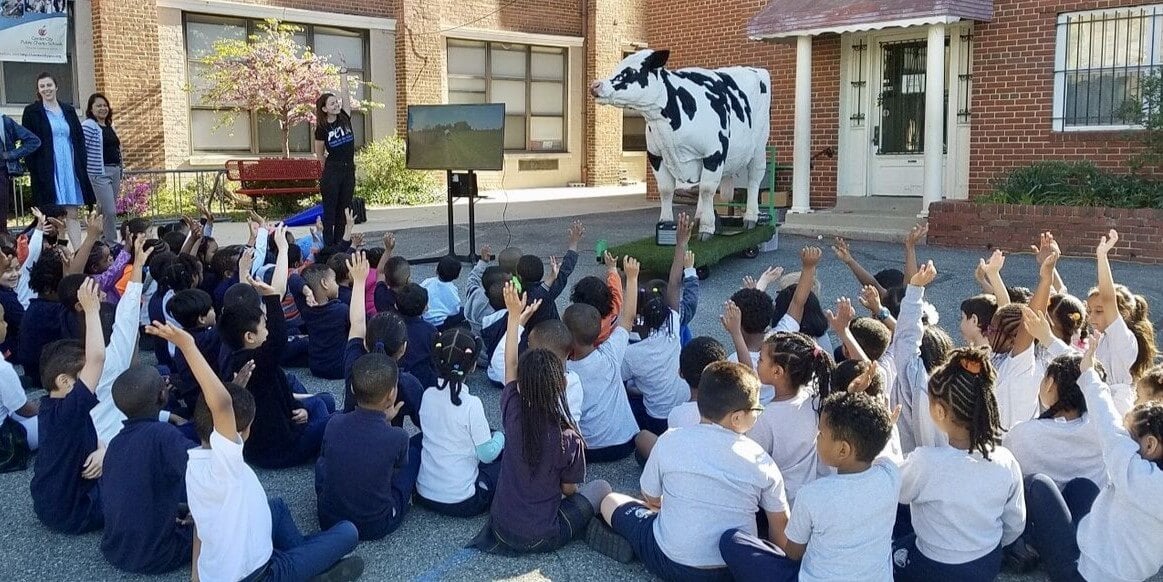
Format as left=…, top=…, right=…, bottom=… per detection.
left=412, top=170, right=478, bottom=265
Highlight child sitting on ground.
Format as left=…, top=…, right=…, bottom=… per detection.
left=29, top=279, right=105, bottom=534
left=396, top=282, right=439, bottom=390
left=0, top=301, right=38, bottom=460
left=421, top=255, right=465, bottom=330
left=1090, top=230, right=1158, bottom=413
left=298, top=262, right=351, bottom=380
left=144, top=322, right=365, bottom=582
left=317, top=351, right=420, bottom=540
left=99, top=363, right=194, bottom=574
left=634, top=335, right=730, bottom=463
left=373, top=232, right=408, bottom=313
left=416, top=328, right=504, bottom=517
left=528, top=318, right=583, bottom=429
left=166, top=288, right=219, bottom=419
left=464, top=245, right=509, bottom=337
left=471, top=282, right=611, bottom=555
left=569, top=250, right=623, bottom=346
left=519, top=221, right=583, bottom=338
left=587, top=361, right=789, bottom=579
left=720, top=389, right=901, bottom=582
left=565, top=256, right=641, bottom=463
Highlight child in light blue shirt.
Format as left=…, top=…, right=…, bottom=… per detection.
left=420, top=255, right=463, bottom=329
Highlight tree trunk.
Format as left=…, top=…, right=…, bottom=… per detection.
left=282, top=124, right=291, bottom=157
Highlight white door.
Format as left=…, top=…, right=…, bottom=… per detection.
left=868, top=35, right=949, bottom=197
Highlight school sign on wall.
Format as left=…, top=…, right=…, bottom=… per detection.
left=0, top=1, right=69, bottom=63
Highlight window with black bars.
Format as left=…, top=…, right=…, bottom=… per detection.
left=876, top=39, right=949, bottom=155
left=1054, top=6, right=1163, bottom=131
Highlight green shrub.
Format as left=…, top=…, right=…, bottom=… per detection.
left=983, top=161, right=1163, bottom=209
left=355, top=136, right=440, bottom=206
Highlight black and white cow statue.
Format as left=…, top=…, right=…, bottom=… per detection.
left=591, top=49, right=771, bottom=240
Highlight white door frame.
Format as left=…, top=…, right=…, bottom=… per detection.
left=836, top=24, right=972, bottom=200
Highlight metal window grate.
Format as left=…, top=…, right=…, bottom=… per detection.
left=1054, top=6, right=1163, bottom=129
left=850, top=40, right=868, bottom=126
left=877, top=39, right=949, bottom=155
left=957, top=32, right=973, bottom=123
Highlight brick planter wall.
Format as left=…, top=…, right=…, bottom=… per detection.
left=927, top=201, right=1163, bottom=264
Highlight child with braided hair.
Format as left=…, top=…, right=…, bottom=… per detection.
left=415, top=327, right=505, bottom=517
left=472, top=281, right=611, bottom=555
left=894, top=346, right=1025, bottom=581
left=987, top=302, right=1039, bottom=429
left=1090, top=230, right=1158, bottom=414
left=1023, top=333, right=1163, bottom=582
left=726, top=311, right=834, bottom=504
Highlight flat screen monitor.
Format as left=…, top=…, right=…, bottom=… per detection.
left=405, top=103, right=505, bottom=171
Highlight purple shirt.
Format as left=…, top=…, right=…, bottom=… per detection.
left=489, top=381, right=585, bottom=543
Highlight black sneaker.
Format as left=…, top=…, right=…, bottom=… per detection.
left=1003, top=540, right=1040, bottom=574
left=309, top=555, right=365, bottom=582
left=585, top=520, right=634, bottom=564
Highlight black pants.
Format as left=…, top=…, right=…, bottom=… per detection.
left=320, top=162, right=355, bottom=247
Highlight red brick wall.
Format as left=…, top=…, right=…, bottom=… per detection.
left=643, top=2, right=839, bottom=208
left=586, top=0, right=648, bottom=186
left=927, top=200, right=1163, bottom=263
left=223, top=0, right=396, bottom=18
left=969, top=0, right=1151, bottom=198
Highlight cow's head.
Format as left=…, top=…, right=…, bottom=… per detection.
left=590, top=49, right=671, bottom=111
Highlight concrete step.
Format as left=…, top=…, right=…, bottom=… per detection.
left=780, top=197, right=924, bottom=243
left=834, top=196, right=923, bottom=215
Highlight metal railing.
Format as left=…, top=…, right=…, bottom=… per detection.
left=6, top=168, right=231, bottom=226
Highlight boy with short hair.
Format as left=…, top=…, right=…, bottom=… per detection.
left=298, top=263, right=351, bottom=380
left=464, top=245, right=508, bottom=337
left=588, top=361, right=790, bottom=579
left=421, top=254, right=464, bottom=330
left=719, top=390, right=900, bottom=582
left=529, top=318, right=583, bottom=428
left=565, top=256, right=640, bottom=463
left=960, top=294, right=999, bottom=348
left=395, top=282, right=439, bottom=389
left=373, top=233, right=410, bottom=313
left=668, top=336, right=729, bottom=429
left=146, top=322, right=364, bottom=582
left=316, top=352, right=420, bottom=540
left=99, top=363, right=194, bottom=574
left=164, top=288, right=217, bottom=417
left=519, top=221, right=584, bottom=337
left=219, top=227, right=333, bottom=468
left=29, top=278, right=105, bottom=533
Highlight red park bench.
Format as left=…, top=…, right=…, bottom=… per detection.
left=225, top=158, right=322, bottom=209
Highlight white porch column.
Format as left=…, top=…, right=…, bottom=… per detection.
left=921, top=23, right=946, bottom=216
left=791, top=34, right=812, bottom=214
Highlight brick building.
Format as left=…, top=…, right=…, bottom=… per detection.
left=0, top=0, right=1154, bottom=208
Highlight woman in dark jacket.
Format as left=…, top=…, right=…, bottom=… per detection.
left=21, top=72, right=95, bottom=245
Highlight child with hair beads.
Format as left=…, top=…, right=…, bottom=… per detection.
left=1024, top=333, right=1163, bottom=582
left=145, top=322, right=364, bottom=582
left=730, top=324, right=834, bottom=505
left=18, top=236, right=66, bottom=388
left=894, top=346, right=1025, bottom=581
left=29, top=278, right=105, bottom=533
left=340, top=252, right=422, bottom=429
left=889, top=261, right=954, bottom=453
left=623, top=213, right=695, bottom=433
left=975, top=249, right=1040, bottom=429
left=471, top=282, right=611, bottom=555
left=100, top=362, right=194, bottom=574
left=316, top=351, right=419, bottom=540
left=1091, top=230, right=1158, bottom=413
left=587, top=361, right=788, bottom=579
left=565, top=255, right=641, bottom=463
left=720, top=387, right=901, bottom=582
left=416, top=327, right=505, bottom=517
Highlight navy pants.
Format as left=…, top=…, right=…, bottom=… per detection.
left=628, top=394, right=669, bottom=435
left=584, top=438, right=635, bottom=463
left=892, top=533, right=1003, bottom=582
left=718, top=528, right=800, bottom=582
left=244, top=497, right=359, bottom=582
left=317, top=436, right=422, bottom=541
left=610, top=502, right=733, bottom=582
left=1023, top=474, right=1098, bottom=582
left=251, top=393, right=334, bottom=469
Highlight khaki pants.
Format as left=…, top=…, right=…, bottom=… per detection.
left=88, top=164, right=121, bottom=241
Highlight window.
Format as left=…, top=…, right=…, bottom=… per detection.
left=1053, top=6, right=1163, bottom=131
left=184, top=14, right=368, bottom=154
left=0, top=5, right=77, bottom=106
left=622, top=51, right=648, bottom=151
left=447, top=39, right=566, bottom=152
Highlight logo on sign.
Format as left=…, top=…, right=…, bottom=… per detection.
left=38, top=28, right=47, bottom=37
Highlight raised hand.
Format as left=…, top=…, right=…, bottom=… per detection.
left=756, top=265, right=784, bottom=291
left=623, top=256, right=640, bottom=279
left=245, top=272, right=280, bottom=297
left=603, top=250, right=617, bottom=272
left=847, top=361, right=880, bottom=393
left=548, top=255, right=561, bottom=280
left=348, top=251, right=370, bottom=283
left=503, top=280, right=526, bottom=314
left=832, top=237, right=853, bottom=263
left=676, top=213, right=693, bottom=245
left=382, top=232, right=396, bottom=253
left=1019, top=305, right=1054, bottom=345
left=232, top=360, right=256, bottom=388
left=238, top=248, right=256, bottom=278
left=144, top=320, right=197, bottom=351
left=77, top=279, right=101, bottom=313
left=980, top=249, right=1005, bottom=275
left=1096, top=229, right=1119, bottom=256
left=826, top=297, right=856, bottom=334
left=568, top=220, right=585, bottom=247
left=684, top=250, right=695, bottom=269
left=273, top=224, right=289, bottom=250
left=801, top=246, right=823, bottom=269
left=742, top=276, right=757, bottom=290
left=133, top=233, right=154, bottom=265
left=906, top=223, right=928, bottom=248
left=1039, top=249, right=1061, bottom=278
left=1081, top=331, right=1102, bottom=372
left=720, top=300, right=743, bottom=336
left=910, top=260, right=937, bottom=287
left=1031, top=231, right=1060, bottom=265
left=859, top=284, right=883, bottom=314
left=351, top=232, right=366, bottom=248
left=85, top=211, right=103, bottom=237
left=248, top=210, right=268, bottom=228
left=479, top=244, right=493, bottom=262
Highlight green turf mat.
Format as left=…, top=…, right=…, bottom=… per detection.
left=607, top=224, right=776, bottom=276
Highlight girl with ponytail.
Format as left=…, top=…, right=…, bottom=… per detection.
left=740, top=330, right=835, bottom=504
left=895, top=347, right=1025, bottom=581
left=416, top=327, right=505, bottom=518
left=1089, top=230, right=1158, bottom=413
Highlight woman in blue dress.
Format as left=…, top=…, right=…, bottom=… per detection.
left=22, top=72, right=95, bottom=244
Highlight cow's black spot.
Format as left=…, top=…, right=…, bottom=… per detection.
left=702, top=132, right=730, bottom=172
left=719, top=74, right=752, bottom=125
left=610, top=63, right=653, bottom=91
left=661, top=73, right=687, bottom=131
left=759, top=79, right=768, bottom=94
left=648, top=151, right=663, bottom=171
left=678, top=86, right=697, bottom=120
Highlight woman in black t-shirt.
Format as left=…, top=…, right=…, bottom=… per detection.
left=314, top=69, right=356, bottom=246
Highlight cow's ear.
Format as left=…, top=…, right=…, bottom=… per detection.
left=644, top=49, right=670, bottom=70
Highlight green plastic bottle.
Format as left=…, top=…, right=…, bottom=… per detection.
left=595, top=239, right=608, bottom=264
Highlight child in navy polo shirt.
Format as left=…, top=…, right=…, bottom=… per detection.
left=396, top=282, right=439, bottom=389
left=145, top=322, right=364, bottom=582
left=18, top=250, right=66, bottom=388
left=100, top=363, right=194, bottom=574
left=340, top=252, right=422, bottom=427
left=317, top=351, right=420, bottom=540
left=0, top=248, right=24, bottom=360
left=219, top=227, right=333, bottom=469
left=517, top=220, right=584, bottom=339
left=167, top=288, right=219, bottom=418
left=374, top=255, right=410, bottom=314
left=298, top=263, right=350, bottom=380
left=29, top=278, right=105, bottom=534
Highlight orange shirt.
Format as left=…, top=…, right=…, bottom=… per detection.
left=596, top=269, right=624, bottom=345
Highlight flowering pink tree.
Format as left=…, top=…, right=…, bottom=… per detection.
left=194, top=19, right=380, bottom=156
